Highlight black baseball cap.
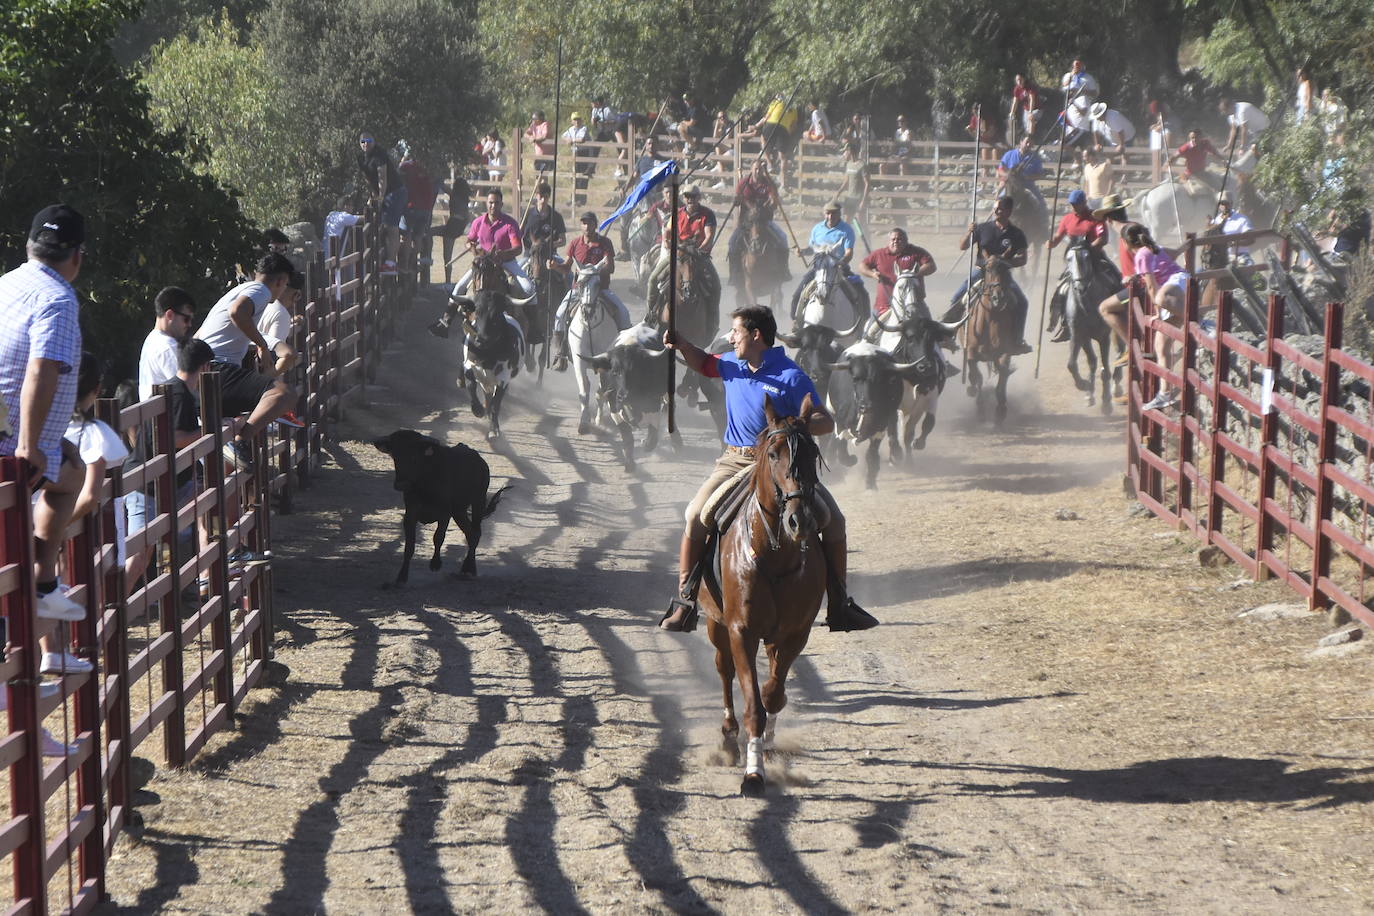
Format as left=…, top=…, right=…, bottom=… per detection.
left=579, top=211, right=597, bottom=224
left=29, top=205, right=85, bottom=251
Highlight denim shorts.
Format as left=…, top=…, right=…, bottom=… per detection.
left=381, top=187, right=409, bottom=227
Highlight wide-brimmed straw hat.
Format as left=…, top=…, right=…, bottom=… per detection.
left=1090, top=101, right=1108, bottom=120
left=1092, top=192, right=1134, bottom=219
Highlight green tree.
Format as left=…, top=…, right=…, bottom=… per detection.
left=0, top=0, right=253, bottom=379
left=143, top=13, right=309, bottom=227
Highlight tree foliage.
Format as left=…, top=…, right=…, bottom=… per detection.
left=143, top=13, right=307, bottom=227
left=0, top=0, right=252, bottom=378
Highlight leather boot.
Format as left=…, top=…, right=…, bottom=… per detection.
left=428, top=300, right=460, bottom=338
left=551, top=328, right=570, bottom=372
left=660, top=534, right=707, bottom=632
left=821, top=535, right=879, bottom=631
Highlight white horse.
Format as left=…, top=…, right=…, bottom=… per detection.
left=1136, top=175, right=1224, bottom=249
left=872, top=269, right=963, bottom=454
left=566, top=260, right=627, bottom=434
left=794, top=242, right=867, bottom=337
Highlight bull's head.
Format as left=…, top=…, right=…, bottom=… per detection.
left=372, top=429, right=440, bottom=492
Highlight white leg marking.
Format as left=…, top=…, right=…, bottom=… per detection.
left=746, top=736, right=765, bottom=777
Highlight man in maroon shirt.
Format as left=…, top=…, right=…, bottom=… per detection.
left=548, top=212, right=631, bottom=370
left=728, top=160, right=789, bottom=284
left=856, top=228, right=936, bottom=320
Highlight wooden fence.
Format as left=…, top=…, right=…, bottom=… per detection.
left=1125, top=239, right=1374, bottom=630
left=0, top=213, right=401, bottom=912
left=452, top=124, right=1170, bottom=239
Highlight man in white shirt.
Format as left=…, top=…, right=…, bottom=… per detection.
left=138, top=286, right=196, bottom=400
left=1221, top=99, right=1270, bottom=152
left=1210, top=198, right=1255, bottom=262
left=192, top=252, right=296, bottom=470
left=1060, top=59, right=1099, bottom=111
left=1088, top=102, right=1136, bottom=161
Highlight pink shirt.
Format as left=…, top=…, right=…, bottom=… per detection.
left=1133, top=247, right=1185, bottom=286
left=466, top=213, right=522, bottom=255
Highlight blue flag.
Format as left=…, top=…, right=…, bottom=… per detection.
left=599, top=159, right=678, bottom=233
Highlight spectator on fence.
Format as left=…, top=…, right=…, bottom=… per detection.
left=65, top=352, right=127, bottom=525
left=676, top=92, right=707, bottom=153
left=1296, top=66, right=1314, bottom=123
left=0, top=206, right=93, bottom=645
left=893, top=114, right=914, bottom=176
left=137, top=286, right=195, bottom=401
left=789, top=200, right=863, bottom=320
left=840, top=112, right=864, bottom=150
left=323, top=196, right=364, bottom=297
left=562, top=114, right=592, bottom=205
left=1091, top=191, right=1142, bottom=368
left=708, top=111, right=734, bottom=187
left=257, top=273, right=304, bottom=418
left=525, top=110, right=552, bottom=164
left=1147, top=99, right=1180, bottom=181
left=482, top=131, right=507, bottom=184
left=805, top=101, right=832, bottom=143
left=1089, top=102, right=1136, bottom=163
left=192, top=253, right=297, bottom=471
left=357, top=132, right=405, bottom=276
left=1220, top=98, right=1270, bottom=155
left=966, top=107, right=1001, bottom=163
left=1060, top=58, right=1099, bottom=111
left=1010, top=74, right=1042, bottom=141
left=839, top=141, right=870, bottom=225
left=1329, top=206, right=1371, bottom=258
left=399, top=143, right=438, bottom=274
left=1125, top=224, right=1190, bottom=412
left=755, top=94, right=802, bottom=187
left=1081, top=146, right=1116, bottom=207
left=591, top=98, right=632, bottom=176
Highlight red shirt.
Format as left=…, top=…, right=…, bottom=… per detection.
left=675, top=206, right=717, bottom=245
left=1056, top=212, right=1106, bottom=244
left=1013, top=85, right=1040, bottom=111
left=399, top=160, right=436, bottom=210
left=566, top=233, right=614, bottom=266
left=861, top=244, right=934, bottom=315
left=1176, top=139, right=1218, bottom=177
left=1118, top=236, right=1136, bottom=279
left=735, top=175, right=774, bottom=206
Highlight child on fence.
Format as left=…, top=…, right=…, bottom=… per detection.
left=1125, top=224, right=1190, bottom=412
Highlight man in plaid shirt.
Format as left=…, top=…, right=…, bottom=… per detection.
left=0, top=205, right=92, bottom=662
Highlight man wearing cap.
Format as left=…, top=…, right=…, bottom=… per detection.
left=789, top=201, right=865, bottom=322
left=948, top=196, right=1033, bottom=354
left=1045, top=190, right=1118, bottom=342
left=547, top=212, right=632, bottom=371
left=645, top=184, right=717, bottom=301
left=998, top=135, right=1046, bottom=207
left=0, top=205, right=94, bottom=631
left=728, top=159, right=790, bottom=288
left=1089, top=102, right=1136, bottom=162
left=357, top=132, right=406, bottom=275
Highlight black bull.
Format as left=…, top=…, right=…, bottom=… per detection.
left=372, top=429, right=510, bottom=586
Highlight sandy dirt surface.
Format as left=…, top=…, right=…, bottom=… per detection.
left=103, top=241, right=1374, bottom=914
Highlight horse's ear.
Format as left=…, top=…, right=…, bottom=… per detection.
left=764, top=396, right=778, bottom=423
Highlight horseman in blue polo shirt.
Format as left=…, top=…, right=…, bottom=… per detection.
left=659, top=304, right=877, bottom=633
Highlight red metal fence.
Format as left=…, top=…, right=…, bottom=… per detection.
left=1126, top=249, right=1374, bottom=630
left=0, top=214, right=400, bottom=912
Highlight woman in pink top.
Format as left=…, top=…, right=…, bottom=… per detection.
left=1126, top=224, right=1189, bottom=410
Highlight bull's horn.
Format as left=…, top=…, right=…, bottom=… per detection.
left=937, top=312, right=972, bottom=334
left=823, top=360, right=852, bottom=371
left=775, top=330, right=800, bottom=346
left=644, top=346, right=670, bottom=358
left=890, top=360, right=923, bottom=372
left=508, top=292, right=537, bottom=306
left=590, top=350, right=612, bottom=363
left=874, top=309, right=903, bottom=332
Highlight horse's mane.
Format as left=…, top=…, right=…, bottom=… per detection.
left=754, top=416, right=824, bottom=490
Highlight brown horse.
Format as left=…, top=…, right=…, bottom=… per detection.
left=647, top=244, right=722, bottom=404
left=959, top=255, right=1019, bottom=423
left=734, top=200, right=786, bottom=308
left=701, top=395, right=828, bottom=796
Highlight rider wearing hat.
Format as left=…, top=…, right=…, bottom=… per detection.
left=1088, top=102, right=1136, bottom=161
left=659, top=304, right=877, bottom=634
left=1045, top=189, right=1117, bottom=342
left=645, top=184, right=717, bottom=301
left=788, top=201, right=865, bottom=323
left=548, top=212, right=632, bottom=371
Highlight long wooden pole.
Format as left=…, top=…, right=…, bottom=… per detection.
left=542, top=36, right=563, bottom=371
left=962, top=103, right=982, bottom=383
left=1033, top=109, right=1070, bottom=378
left=667, top=174, right=679, bottom=434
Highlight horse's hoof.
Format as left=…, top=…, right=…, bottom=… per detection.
left=577, top=420, right=590, bottom=435
left=966, top=385, right=978, bottom=398
left=1101, top=400, right=1113, bottom=417
left=471, top=404, right=486, bottom=419
left=740, top=774, right=765, bottom=797
left=429, top=558, right=442, bottom=572
left=487, top=428, right=501, bottom=440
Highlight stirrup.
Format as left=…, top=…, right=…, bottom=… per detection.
left=660, top=596, right=698, bottom=632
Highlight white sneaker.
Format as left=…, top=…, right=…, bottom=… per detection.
left=36, top=587, right=84, bottom=621
left=1142, top=390, right=1179, bottom=412
left=40, top=652, right=93, bottom=675
left=41, top=729, right=78, bottom=757
left=0, top=682, right=61, bottom=710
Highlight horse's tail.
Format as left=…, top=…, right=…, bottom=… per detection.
left=482, top=485, right=512, bottom=520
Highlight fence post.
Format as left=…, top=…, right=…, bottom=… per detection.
left=512, top=126, right=524, bottom=218
left=1311, top=301, right=1344, bottom=617
left=152, top=387, right=187, bottom=766
left=1256, top=293, right=1286, bottom=579
left=66, top=509, right=107, bottom=897
left=197, top=373, right=234, bottom=716
left=1207, top=292, right=1234, bottom=543
left=3, top=458, right=47, bottom=914
left=1178, top=277, right=1200, bottom=530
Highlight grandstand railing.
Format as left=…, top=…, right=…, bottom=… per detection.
left=1125, top=244, right=1374, bottom=630
left=0, top=214, right=397, bottom=913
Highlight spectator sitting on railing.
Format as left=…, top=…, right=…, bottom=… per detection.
left=256, top=274, right=305, bottom=430
left=0, top=205, right=94, bottom=652
left=525, top=110, right=551, bottom=161
left=709, top=111, right=734, bottom=188
left=357, top=132, right=405, bottom=276
left=192, top=253, right=297, bottom=472
left=893, top=115, right=914, bottom=175
left=840, top=113, right=864, bottom=150
left=676, top=92, right=706, bottom=155
left=138, top=286, right=195, bottom=401
left=1010, top=74, right=1042, bottom=140
left=591, top=98, right=632, bottom=176
left=805, top=101, right=832, bottom=143
left=65, top=353, right=128, bottom=524
left=1125, top=224, right=1190, bottom=412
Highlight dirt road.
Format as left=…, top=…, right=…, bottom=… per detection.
left=106, top=253, right=1374, bottom=914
